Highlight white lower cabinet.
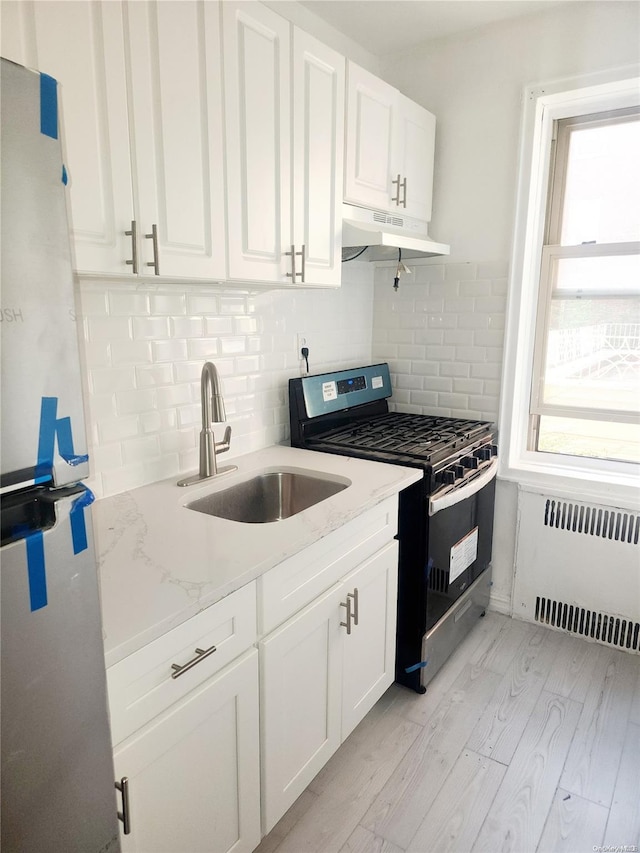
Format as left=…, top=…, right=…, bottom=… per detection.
left=113, top=649, right=260, bottom=853
left=259, top=539, right=399, bottom=834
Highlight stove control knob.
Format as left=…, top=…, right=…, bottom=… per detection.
left=454, top=464, right=465, bottom=479
left=462, top=455, right=479, bottom=469
left=436, top=469, right=456, bottom=485
left=476, top=446, right=493, bottom=462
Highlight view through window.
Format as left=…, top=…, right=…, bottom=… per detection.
left=530, top=108, right=640, bottom=464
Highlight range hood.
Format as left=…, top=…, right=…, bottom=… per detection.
left=342, top=203, right=450, bottom=261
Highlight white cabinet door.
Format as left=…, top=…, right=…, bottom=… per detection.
left=223, top=0, right=291, bottom=283
left=259, top=583, right=343, bottom=834
left=345, top=62, right=436, bottom=225
left=344, top=62, right=396, bottom=214
left=125, top=0, right=226, bottom=280
left=12, top=1, right=135, bottom=275
left=395, top=92, right=436, bottom=223
left=341, top=540, right=399, bottom=739
left=113, top=650, right=260, bottom=853
left=292, top=29, right=344, bottom=287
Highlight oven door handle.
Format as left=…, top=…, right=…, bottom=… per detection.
left=428, top=457, right=498, bottom=516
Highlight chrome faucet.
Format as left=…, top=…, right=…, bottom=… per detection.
left=177, top=361, right=237, bottom=487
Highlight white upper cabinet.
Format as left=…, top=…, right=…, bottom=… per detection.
left=126, top=1, right=226, bottom=280
left=223, top=1, right=344, bottom=286
left=292, top=30, right=345, bottom=287
left=345, top=62, right=436, bottom=225
left=3, top=1, right=134, bottom=275
left=222, top=1, right=291, bottom=283
left=4, top=0, right=226, bottom=280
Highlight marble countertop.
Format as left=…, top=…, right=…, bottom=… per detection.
left=94, top=445, right=422, bottom=667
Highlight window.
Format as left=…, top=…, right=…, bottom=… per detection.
left=530, top=108, right=640, bottom=464
left=500, top=73, right=640, bottom=501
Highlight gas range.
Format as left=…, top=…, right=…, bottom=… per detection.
left=289, top=363, right=498, bottom=694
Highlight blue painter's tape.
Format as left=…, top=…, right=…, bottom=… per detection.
left=36, top=397, right=89, bottom=480
left=62, top=164, right=68, bottom=185
left=26, top=530, right=48, bottom=611
left=40, top=73, right=58, bottom=139
left=55, top=415, right=89, bottom=466
left=405, top=660, right=428, bottom=674
left=36, top=397, right=58, bottom=479
left=70, top=487, right=95, bottom=555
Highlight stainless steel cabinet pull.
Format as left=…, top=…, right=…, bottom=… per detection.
left=400, top=177, right=407, bottom=208
left=145, top=223, right=160, bottom=275
left=285, top=245, right=305, bottom=281
left=391, top=174, right=402, bottom=205
left=125, top=220, right=138, bottom=273
left=340, top=596, right=352, bottom=635
left=170, top=644, right=217, bottom=679
left=349, top=587, right=359, bottom=626
left=115, top=777, right=131, bottom=835
left=285, top=244, right=297, bottom=280
left=299, top=244, right=306, bottom=283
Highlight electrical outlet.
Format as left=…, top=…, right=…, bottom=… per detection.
left=296, top=333, right=308, bottom=354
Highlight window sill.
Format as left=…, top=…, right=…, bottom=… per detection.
left=499, top=454, right=640, bottom=510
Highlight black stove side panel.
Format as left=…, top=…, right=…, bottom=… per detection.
left=395, top=478, right=429, bottom=693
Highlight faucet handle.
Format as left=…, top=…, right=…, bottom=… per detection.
left=214, top=426, right=232, bottom=454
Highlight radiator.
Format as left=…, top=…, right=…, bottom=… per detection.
left=512, top=488, right=640, bottom=653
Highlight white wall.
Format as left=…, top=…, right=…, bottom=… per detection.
left=373, top=0, right=640, bottom=611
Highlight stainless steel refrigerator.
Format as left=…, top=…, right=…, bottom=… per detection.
left=1, top=58, right=121, bottom=852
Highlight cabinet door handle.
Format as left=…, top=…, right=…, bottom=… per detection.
left=125, top=220, right=138, bottom=273
left=285, top=244, right=297, bottom=280
left=285, top=245, right=305, bottom=281
left=340, top=596, right=353, bottom=635
left=400, top=177, right=407, bottom=208
left=348, top=587, right=359, bottom=626
left=145, top=223, right=160, bottom=275
left=391, top=174, right=402, bottom=205
left=300, top=244, right=306, bottom=283
left=115, top=777, right=131, bottom=835
left=170, top=644, right=217, bottom=679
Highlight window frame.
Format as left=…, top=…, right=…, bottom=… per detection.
left=499, top=69, right=640, bottom=508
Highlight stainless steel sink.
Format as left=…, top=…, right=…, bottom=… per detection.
left=185, top=468, right=350, bottom=523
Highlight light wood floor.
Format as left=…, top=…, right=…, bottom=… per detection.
left=255, top=611, right=640, bottom=853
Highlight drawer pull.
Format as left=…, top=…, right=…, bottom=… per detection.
left=170, top=644, right=217, bottom=679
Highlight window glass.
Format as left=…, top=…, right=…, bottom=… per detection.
left=560, top=117, right=640, bottom=245
left=537, top=415, right=640, bottom=464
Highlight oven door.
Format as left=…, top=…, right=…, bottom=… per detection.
left=425, top=459, right=497, bottom=630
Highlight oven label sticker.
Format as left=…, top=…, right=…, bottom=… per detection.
left=450, top=526, right=478, bottom=583
left=372, top=375, right=384, bottom=389
left=322, top=381, right=337, bottom=402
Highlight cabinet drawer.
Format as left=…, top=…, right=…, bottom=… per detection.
left=107, top=582, right=256, bottom=745
left=258, top=496, right=398, bottom=635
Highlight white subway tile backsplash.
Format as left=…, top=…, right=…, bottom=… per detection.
left=373, top=261, right=508, bottom=419
left=132, top=316, right=170, bottom=340
left=87, top=315, right=131, bottom=341
left=108, top=291, right=150, bottom=316
left=116, top=388, right=156, bottom=415
left=152, top=339, right=188, bottom=363
left=156, top=384, right=192, bottom=409
left=204, top=316, right=234, bottom=335
left=170, top=316, right=204, bottom=338
left=78, top=257, right=507, bottom=498
left=135, top=364, right=175, bottom=387
left=110, top=340, right=153, bottom=365
left=90, top=367, right=136, bottom=394
left=150, top=293, right=186, bottom=315
left=121, top=434, right=161, bottom=464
